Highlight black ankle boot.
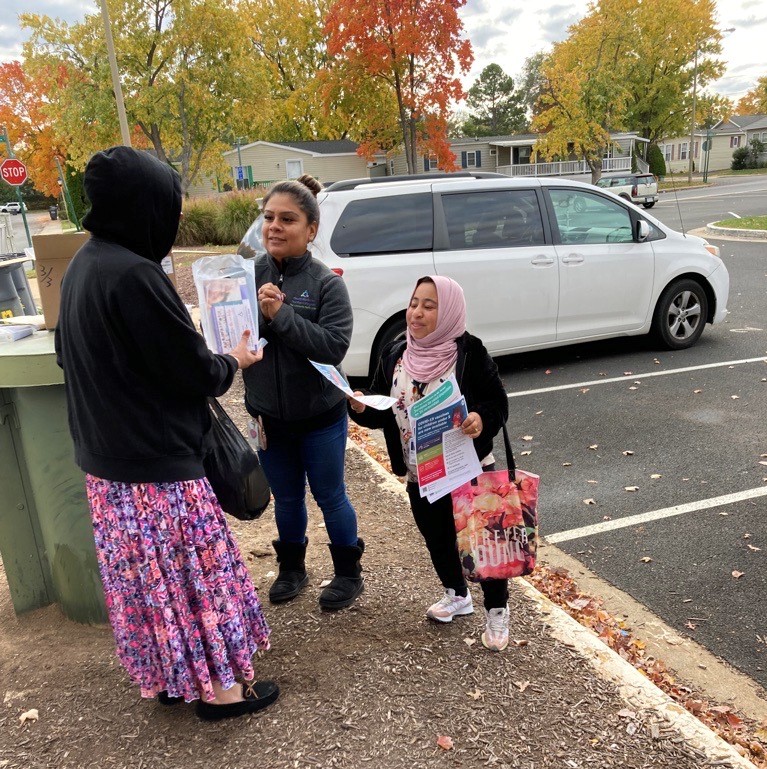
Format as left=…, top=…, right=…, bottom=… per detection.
left=269, top=539, right=309, bottom=604
left=319, top=538, right=365, bottom=610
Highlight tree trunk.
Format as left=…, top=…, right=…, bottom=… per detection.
left=588, top=155, right=603, bottom=185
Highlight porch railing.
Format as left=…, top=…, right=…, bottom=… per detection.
left=496, top=156, right=632, bottom=177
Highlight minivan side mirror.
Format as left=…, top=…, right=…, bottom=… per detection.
left=636, top=220, right=650, bottom=242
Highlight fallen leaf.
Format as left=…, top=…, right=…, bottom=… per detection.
left=732, top=570, right=745, bottom=579
left=513, top=680, right=531, bottom=692
left=520, top=450, right=532, bottom=456
left=511, top=639, right=530, bottom=647
left=693, top=389, right=703, bottom=394
left=683, top=598, right=692, bottom=603
left=320, top=579, right=332, bottom=587
left=719, top=511, right=729, bottom=516
left=436, top=735, right=454, bottom=751
left=583, top=498, right=596, bottom=506
left=522, top=435, right=534, bottom=441
left=732, top=395, right=740, bottom=400
left=562, top=462, right=572, bottom=467
left=589, top=444, right=598, bottom=450
left=580, top=387, right=590, bottom=394
left=266, top=570, right=276, bottom=578
left=747, top=544, right=761, bottom=552
left=744, top=533, right=752, bottom=539
left=650, top=473, right=662, bottom=479
left=629, top=386, right=638, bottom=390
left=544, top=369, right=551, bottom=375
left=602, top=515, right=612, bottom=520
left=566, top=597, right=591, bottom=610
left=19, top=709, right=38, bottom=724
left=625, top=486, right=639, bottom=492
left=617, top=708, right=636, bottom=718
left=640, top=556, right=653, bottom=563
left=759, top=461, right=767, bottom=466
left=587, top=479, right=598, bottom=484
left=685, top=699, right=706, bottom=714
left=463, top=637, right=476, bottom=647
left=685, top=621, right=697, bottom=630
left=623, top=371, right=633, bottom=376
left=653, top=359, right=660, bottom=364
left=622, top=450, right=634, bottom=456
left=466, top=689, right=483, bottom=701
left=535, top=410, right=543, bottom=415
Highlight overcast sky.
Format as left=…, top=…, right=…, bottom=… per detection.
left=1, top=0, right=763, bottom=105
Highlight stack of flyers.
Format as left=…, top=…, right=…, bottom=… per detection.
left=203, top=276, right=258, bottom=353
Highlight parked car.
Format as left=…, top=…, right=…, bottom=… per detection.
left=1, top=201, right=25, bottom=214
left=595, top=172, right=658, bottom=208
left=239, top=175, right=728, bottom=378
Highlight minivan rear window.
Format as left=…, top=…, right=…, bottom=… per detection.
left=330, top=193, right=433, bottom=256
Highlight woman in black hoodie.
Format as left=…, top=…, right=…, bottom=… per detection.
left=55, top=146, right=277, bottom=720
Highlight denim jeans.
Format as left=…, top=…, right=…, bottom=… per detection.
left=258, top=415, right=358, bottom=547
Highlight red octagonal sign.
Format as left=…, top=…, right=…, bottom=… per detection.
left=0, top=158, right=28, bottom=186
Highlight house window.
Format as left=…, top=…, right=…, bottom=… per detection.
left=489, top=149, right=497, bottom=156
left=679, top=142, right=688, bottom=160
left=429, top=156, right=438, bottom=170
left=662, top=144, right=672, bottom=161
left=466, top=151, right=477, bottom=167
left=730, top=136, right=741, bottom=148
left=694, top=141, right=699, bottom=158
left=389, top=160, right=395, bottom=175
left=761, top=132, right=767, bottom=142
left=286, top=159, right=303, bottom=179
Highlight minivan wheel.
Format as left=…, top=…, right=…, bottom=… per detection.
left=642, top=201, right=655, bottom=209
left=651, top=279, right=708, bottom=350
left=370, top=317, right=407, bottom=377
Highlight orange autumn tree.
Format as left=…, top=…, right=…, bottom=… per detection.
left=326, top=0, right=473, bottom=174
left=0, top=60, right=66, bottom=197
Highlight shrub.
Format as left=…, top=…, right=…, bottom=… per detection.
left=215, top=191, right=261, bottom=246
left=647, top=143, right=666, bottom=178
left=175, top=198, right=219, bottom=246
left=731, top=146, right=749, bottom=170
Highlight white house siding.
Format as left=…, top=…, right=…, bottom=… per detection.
left=223, top=144, right=369, bottom=188
left=185, top=173, right=221, bottom=198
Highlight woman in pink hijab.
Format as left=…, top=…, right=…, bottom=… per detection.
left=349, top=276, right=511, bottom=651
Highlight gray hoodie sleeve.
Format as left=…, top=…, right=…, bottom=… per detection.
left=267, top=273, right=352, bottom=365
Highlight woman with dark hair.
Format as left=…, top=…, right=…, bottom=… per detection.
left=349, top=276, right=511, bottom=650
left=55, top=146, right=277, bottom=720
left=243, top=176, right=363, bottom=610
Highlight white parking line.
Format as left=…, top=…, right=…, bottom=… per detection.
left=546, top=486, right=767, bottom=544
left=507, top=356, right=767, bottom=399
left=728, top=211, right=741, bottom=218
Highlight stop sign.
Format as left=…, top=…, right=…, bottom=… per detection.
left=0, top=158, right=28, bottom=186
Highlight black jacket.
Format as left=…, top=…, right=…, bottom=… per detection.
left=55, top=146, right=237, bottom=483
left=350, top=332, right=508, bottom=476
left=243, top=251, right=353, bottom=429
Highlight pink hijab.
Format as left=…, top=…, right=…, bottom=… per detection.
left=402, top=275, right=466, bottom=382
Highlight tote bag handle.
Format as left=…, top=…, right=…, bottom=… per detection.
left=501, top=423, right=517, bottom=482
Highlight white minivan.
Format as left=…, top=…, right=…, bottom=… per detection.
left=239, top=175, right=728, bottom=379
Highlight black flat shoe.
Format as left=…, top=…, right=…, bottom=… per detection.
left=196, top=680, right=279, bottom=721
left=157, top=691, right=184, bottom=706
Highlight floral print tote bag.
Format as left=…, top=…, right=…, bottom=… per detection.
left=451, top=426, right=539, bottom=582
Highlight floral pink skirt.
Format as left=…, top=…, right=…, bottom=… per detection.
left=86, top=475, right=270, bottom=702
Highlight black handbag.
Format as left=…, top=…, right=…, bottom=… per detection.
left=203, top=398, right=270, bottom=520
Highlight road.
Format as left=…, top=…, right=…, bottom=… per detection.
left=5, top=210, right=50, bottom=252
left=495, top=175, right=767, bottom=691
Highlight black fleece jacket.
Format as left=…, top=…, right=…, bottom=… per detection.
left=349, top=332, right=509, bottom=477
left=55, top=146, right=237, bottom=483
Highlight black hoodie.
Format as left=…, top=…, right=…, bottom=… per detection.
left=55, top=146, right=237, bottom=483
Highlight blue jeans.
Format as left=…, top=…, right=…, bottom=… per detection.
left=258, top=415, right=358, bottom=547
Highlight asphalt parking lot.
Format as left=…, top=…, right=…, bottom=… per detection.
left=496, top=231, right=767, bottom=690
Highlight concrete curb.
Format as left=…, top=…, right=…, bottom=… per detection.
left=705, top=222, right=767, bottom=241
left=346, top=439, right=759, bottom=769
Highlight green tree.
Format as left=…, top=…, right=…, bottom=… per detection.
left=695, top=92, right=732, bottom=128
left=22, top=0, right=261, bottom=194
left=518, top=51, right=546, bottom=127
left=461, top=64, right=525, bottom=137
left=647, top=143, right=666, bottom=177
left=534, top=0, right=723, bottom=182
left=736, top=76, right=767, bottom=115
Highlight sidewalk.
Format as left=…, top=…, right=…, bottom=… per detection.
left=0, top=379, right=759, bottom=768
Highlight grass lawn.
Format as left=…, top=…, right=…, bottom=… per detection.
left=713, top=215, right=767, bottom=230
left=658, top=179, right=711, bottom=191
left=713, top=167, right=767, bottom=176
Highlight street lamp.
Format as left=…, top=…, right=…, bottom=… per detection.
left=688, top=27, right=735, bottom=184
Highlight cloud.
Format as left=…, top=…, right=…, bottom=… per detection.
left=729, top=14, right=767, bottom=27
left=538, top=3, right=582, bottom=43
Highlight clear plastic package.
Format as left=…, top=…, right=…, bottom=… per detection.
left=192, top=254, right=258, bottom=354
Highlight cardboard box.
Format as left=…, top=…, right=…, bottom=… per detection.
left=160, top=253, right=178, bottom=289
left=31, top=231, right=90, bottom=329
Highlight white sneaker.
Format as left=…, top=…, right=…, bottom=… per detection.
left=481, top=605, right=510, bottom=651
left=426, top=589, right=474, bottom=623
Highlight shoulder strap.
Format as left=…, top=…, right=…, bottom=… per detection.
left=501, top=423, right=517, bottom=481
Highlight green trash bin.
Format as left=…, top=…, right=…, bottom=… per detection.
left=0, top=332, right=106, bottom=623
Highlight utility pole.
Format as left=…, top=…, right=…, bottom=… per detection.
left=687, top=48, right=699, bottom=185
left=0, top=125, right=32, bottom=248
left=99, top=0, right=131, bottom=146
